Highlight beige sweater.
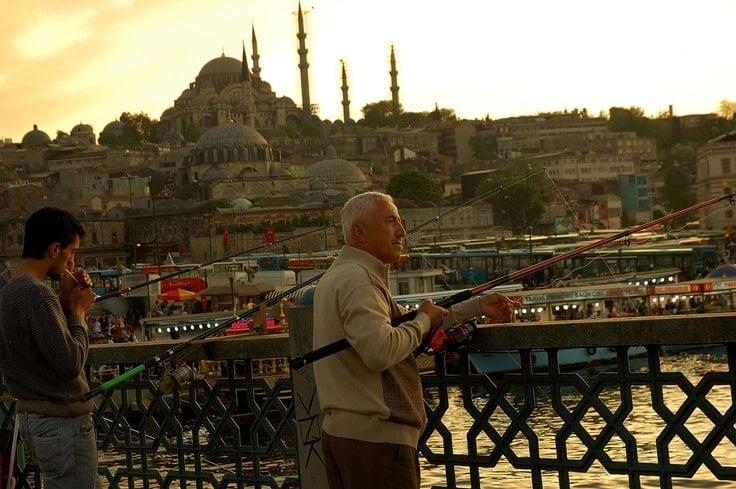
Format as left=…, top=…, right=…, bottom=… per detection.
left=312, top=246, right=483, bottom=448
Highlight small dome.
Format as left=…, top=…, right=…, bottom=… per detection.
left=269, top=161, right=291, bottom=177
left=71, top=123, right=93, bottom=135
left=22, top=124, right=51, bottom=145
left=237, top=166, right=260, bottom=178
left=58, top=135, right=77, bottom=147
left=102, top=120, right=125, bottom=137
left=162, top=129, right=184, bottom=144
left=195, top=122, right=268, bottom=148
left=306, top=156, right=366, bottom=186
left=198, top=54, right=241, bottom=77
left=201, top=165, right=232, bottom=182
left=231, top=198, right=253, bottom=210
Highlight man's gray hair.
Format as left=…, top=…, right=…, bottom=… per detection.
left=340, top=192, right=394, bottom=242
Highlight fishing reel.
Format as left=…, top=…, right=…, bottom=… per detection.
left=422, top=320, right=478, bottom=356
left=158, top=364, right=198, bottom=394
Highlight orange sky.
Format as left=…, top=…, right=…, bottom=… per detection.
left=1, top=0, right=734, bottom=142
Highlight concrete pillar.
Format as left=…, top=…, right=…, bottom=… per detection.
left=288, top=306, right=327, bottom=488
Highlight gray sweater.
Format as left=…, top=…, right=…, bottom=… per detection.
left=0, top=270, right=94, bottom=416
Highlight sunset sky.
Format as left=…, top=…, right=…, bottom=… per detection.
left=1, top=0, right=734, bottom=142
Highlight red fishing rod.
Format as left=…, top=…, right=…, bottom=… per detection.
left=289, top=192, right=735, bottom=369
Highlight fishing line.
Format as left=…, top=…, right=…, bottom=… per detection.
left=93, top=224, right=336, bottom=303
left=403, top=169, right=546, bottom=289
left=290, top=192, right=736, bottom=369
left=82, top=273, right=322, bottom=401
left=85, top=188, right=543, bottom=398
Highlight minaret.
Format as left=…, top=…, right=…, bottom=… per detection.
left=389, top=45, right=400, bottom=116
left=241, top=40, right=255, bottom=126
left=241, top=41, right=250, bottom=82
left=340, top=60, right=350, bottom=122
left=251, top=24, right=261, bottom=81
left=297, top=1, right=312, bottom=115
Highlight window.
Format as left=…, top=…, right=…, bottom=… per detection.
left=397, top=281, right=410, bottom=295
left=722, top=158, right=731, bottom=175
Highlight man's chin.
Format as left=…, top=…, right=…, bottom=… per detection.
left=48, top=269, right=63, bottom=280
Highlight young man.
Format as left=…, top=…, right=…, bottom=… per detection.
left=0, top=207, right=98, bottom=488
left=312, top=192, right=515, bottom=489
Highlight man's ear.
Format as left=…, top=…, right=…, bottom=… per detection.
left=48, top=242, right=60, bottom=258
left=351, top=223, right=366, bottom=243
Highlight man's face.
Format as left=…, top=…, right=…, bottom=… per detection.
left=48, top=236, right=80, bottom=280
left=358, top=199, right=406, bottom=264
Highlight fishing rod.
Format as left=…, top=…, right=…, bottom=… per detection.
left=81, top=272, right=322, bottom=401
left=289, top=192, right=736, bottom=369
left=93, top=170, right=536, bottom=304
left=93, top=225, right=334, bottom=303
left=82, top=188, right=532, bottom=399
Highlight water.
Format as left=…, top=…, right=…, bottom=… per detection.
left=420, top=346, right=736, bottom=488
left=89, top=347, right=736, bottom=488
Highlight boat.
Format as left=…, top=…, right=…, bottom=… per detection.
left=464, top=274, right=736, bottom=375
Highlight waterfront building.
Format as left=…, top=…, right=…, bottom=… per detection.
left=695, top=130, right=736, bottom=230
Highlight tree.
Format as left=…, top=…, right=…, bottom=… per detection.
left=120, top=112, right=162, bottom=143
left=100, top=112, right=163, bottom=148
left=361, top=100, right=397, bottom=127
left=183, top=122, right=203, bottom=144
left=474, top=159, right=545, bottom=232
left=174, top=182, right=203, bottom=201
left=718, top=99, right=736, bottom=120
left=659, top=160, right=695, bottom=218
left=386, top=169, right=443, bottom=204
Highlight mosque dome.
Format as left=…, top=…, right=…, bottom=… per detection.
left=305, top=147, right=366, bottom=187
left=21, top=124, right=51, bottom=145
left=196, top=122, right=268, bottom=148
left=192, top=122, right=273, bottom=165
left=198, top=54, right=242, bottom=77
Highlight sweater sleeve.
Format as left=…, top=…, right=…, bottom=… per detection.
left=341, top=279, right=431, bottom=372
left=30, top=294, right=89, bottom=379
left=443, top=296, right=482, bottom=329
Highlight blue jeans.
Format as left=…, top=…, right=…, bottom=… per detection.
left=19, top=413, right=99, bottom=489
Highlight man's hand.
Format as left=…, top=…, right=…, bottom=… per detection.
left=479, top=292, right=518, bottom=324
left=417, top=299, right=448, bottom=331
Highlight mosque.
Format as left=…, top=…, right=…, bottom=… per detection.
left=11, top=1, right=401, bottom=215
left=154, top=1, right=379, bottom=203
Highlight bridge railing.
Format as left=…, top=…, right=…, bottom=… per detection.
left=2, top=308, right=736, bottom=489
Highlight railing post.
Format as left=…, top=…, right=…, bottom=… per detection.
left=288, top=306, right=328, bottom=488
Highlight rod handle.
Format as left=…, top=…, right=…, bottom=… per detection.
left=83, top=363, right=146, bottom=401
left=289, top=338, right=350, bottom=369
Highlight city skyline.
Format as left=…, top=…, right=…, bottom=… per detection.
left=1, top=0, right=734, bottom=142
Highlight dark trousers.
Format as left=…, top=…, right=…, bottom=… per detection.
left=322, top=432, right=420, bottom=489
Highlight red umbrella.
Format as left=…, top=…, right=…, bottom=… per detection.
left=157, top=288, right=197, bottom=302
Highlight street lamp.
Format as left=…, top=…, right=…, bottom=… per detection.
left=526, top=164, right=532, bottom=263
left=127, top=175, right=137, bottom=266
left=148, top=179, right=161, bottom=273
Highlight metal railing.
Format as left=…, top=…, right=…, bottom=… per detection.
left=1, top=309, right=736, bottom=489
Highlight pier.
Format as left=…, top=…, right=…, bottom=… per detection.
left=3, top=309, right=736, bottom=488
